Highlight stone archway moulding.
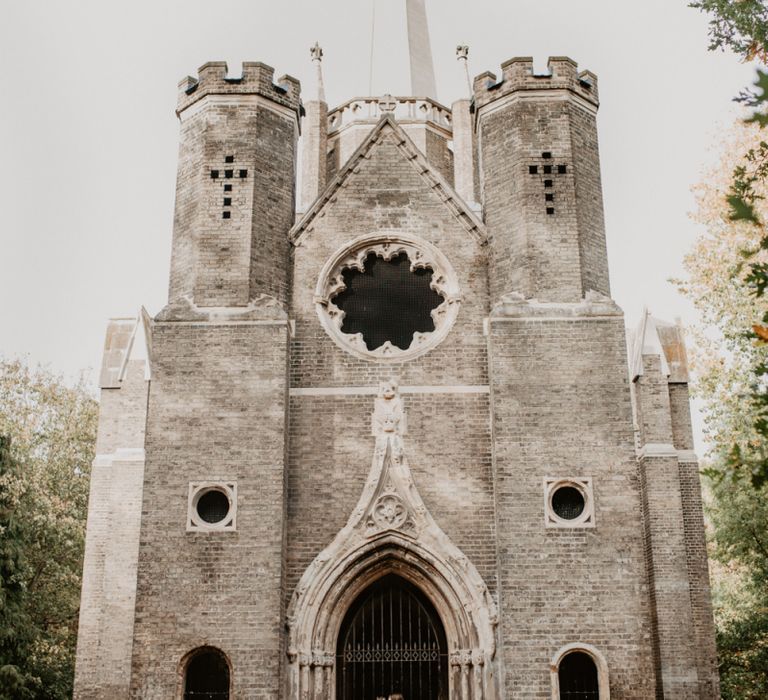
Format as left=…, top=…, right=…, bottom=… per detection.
left=286, top=381, right=498, bottom=699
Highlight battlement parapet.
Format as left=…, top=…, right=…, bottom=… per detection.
left=177, top=61, right=301, bottom=116
left=473, top=56, right=598, bottom=110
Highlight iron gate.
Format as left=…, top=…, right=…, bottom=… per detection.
left=336, top=574, right=449, bottom=700
left=558, top=651, right=600, bottom=700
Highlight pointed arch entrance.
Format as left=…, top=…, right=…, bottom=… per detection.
left=336, top=574, right=449, bottom=700
left=287, top=536, right=498, bottom=699
left=287, top=384, right=498, bottom=699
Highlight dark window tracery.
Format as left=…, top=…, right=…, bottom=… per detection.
left=552, top=486, right=585, bottom=520
left=331, top=252, right=444, bottom=351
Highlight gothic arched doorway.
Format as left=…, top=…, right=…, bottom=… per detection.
left=336, top=574, right=449, bottom=700
left=182, top=647, right=230, bottom=699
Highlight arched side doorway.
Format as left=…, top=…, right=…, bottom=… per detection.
left=182, top=647, right=230, bottom=700
left=336, top=574, right=449, bottom=700
left=550, top=643, right=610, bottom=700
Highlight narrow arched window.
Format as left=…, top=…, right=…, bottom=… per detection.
left=184, top=647, right=230, bottom=699
left=558, top=650, right=599, bottom=699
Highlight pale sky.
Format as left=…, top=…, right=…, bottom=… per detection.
left=0, top=0, right=757, bottom=449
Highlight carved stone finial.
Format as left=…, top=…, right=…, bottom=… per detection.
left=310, top=42, right=326, bottom=102
left=378, top=94, right=398, bottom=113
left=456, top=45, right=472, bottom=97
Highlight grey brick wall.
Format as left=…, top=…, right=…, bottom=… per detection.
left=287, top=121, right=496, bottom=612
left=130, top=322, right=291, bottom=699
left=488, top=312, right=658, bottom=698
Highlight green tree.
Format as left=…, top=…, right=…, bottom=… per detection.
left=708, top=479, right=768, bottom=698
left=691, top=0, right=768, bottom=61
left=0, top=359, right=97, bottom=699
left=0, top=436, right=34, bottom=700
left=679, top=120, right=768, bottom=697
left=691, top=0, right=768, bottom=484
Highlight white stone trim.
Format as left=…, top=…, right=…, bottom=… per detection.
left=178, top=93, right=300, bottom=130
left=544, top=477, right=595, bottom=529
left=289, top=385, right=489, bottom=397
left=187, top=482, right=237, bottom=532
left=314, top=231, right=461, bottom=362
left=637, top=443, right=678, bottom=459
left=550, top=643, right=611, bottom=699
left=476, top=88, right=598, bottom=122
left=93, top=448, right=146, bottom=467
left=677, top=450, right=699, bottom=463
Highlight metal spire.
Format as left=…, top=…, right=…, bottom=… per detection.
left=406, top=0, right=437, bottom=99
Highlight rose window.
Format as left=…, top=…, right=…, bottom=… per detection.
left=331, top=252, right=444, bottom=351
left=315, top=233, right=461, bottom=361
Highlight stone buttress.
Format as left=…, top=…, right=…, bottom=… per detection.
left=73, top=317, right=150, bottom=699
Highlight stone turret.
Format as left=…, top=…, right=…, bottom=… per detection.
left=166, top=61, right=301, bottom=314
left=474, top=56, right=608, bottom=304
left=300, top=44, right=329, bottom=211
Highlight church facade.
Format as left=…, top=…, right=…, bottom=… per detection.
left=73, top=23, right=720, bottom=700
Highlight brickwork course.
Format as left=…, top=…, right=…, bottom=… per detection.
left=73, top=40, right=719, bottom=700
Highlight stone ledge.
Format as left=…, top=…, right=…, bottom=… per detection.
left=156, top=293, right=289, bottom=323
left=489, top=290, right=622, bottom=320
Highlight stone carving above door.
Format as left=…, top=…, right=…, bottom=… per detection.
left=286, top=380, right=499, bottom=699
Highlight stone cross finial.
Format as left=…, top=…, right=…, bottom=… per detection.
left=310, top=42, right=323, bottom=63
left=378, top=94, right=397, bottom=114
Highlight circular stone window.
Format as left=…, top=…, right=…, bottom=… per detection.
left=314, top=233, right=461, bottom=361
left=551, top=486, right=585, bottom=520
left=197, top=489, right=230, bottom=524
left=544, top=477, right=595, bottom=528
left=187, top=482, right=237, bottom=532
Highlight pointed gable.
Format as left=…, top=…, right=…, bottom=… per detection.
left=290, top=115, right=486, bottom=245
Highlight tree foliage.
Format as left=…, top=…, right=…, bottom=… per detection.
left=708, top=479, right=768, bottom=698
left=681, top=123, right=768, bottom=478
left=0, top=359, right=97, bottom=699
left=690, top=0, right=768, bottom=61
left=679, top=121, right=768, bottom=697
left=691, top=0, right=768, bottom=484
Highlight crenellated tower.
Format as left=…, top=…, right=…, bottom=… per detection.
left=167, top=61, right=301, bottom=313
left=474, top=56, right=607, bottom=303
